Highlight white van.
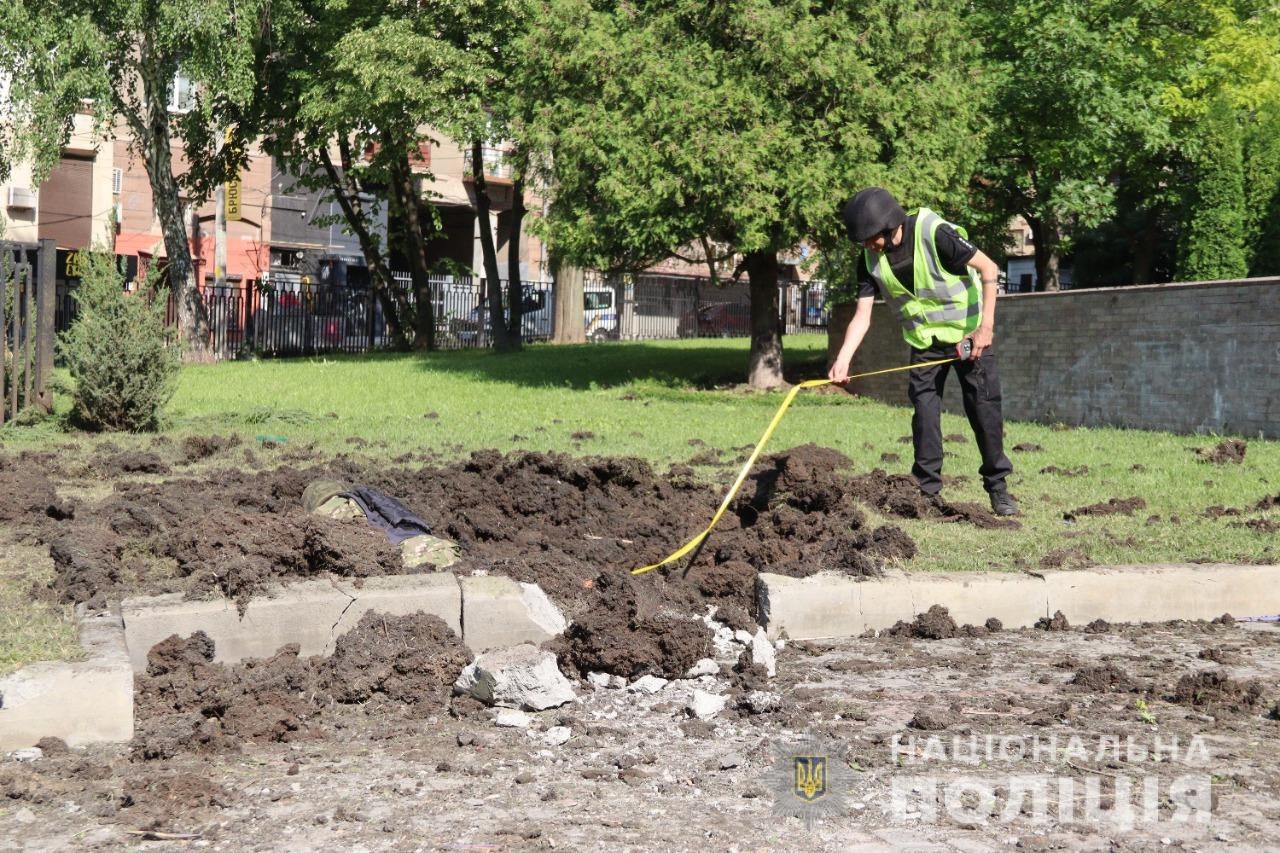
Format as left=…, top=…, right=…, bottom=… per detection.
left=519, top=284, right=618, bottom=342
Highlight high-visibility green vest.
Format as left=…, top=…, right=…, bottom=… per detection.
left=865, top=207, right=982, bottom=349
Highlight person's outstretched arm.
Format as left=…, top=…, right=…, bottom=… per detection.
left=828, top=296, right=876, bottom=383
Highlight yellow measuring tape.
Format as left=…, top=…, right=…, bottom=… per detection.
left=630, top=357, right=958, bottom=576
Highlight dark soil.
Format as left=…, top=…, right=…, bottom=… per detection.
left=95, top=450, right=172, bottom=476
left=1012, top=442, right=1043, bottom=452
left=1169, top=670, right=1266, bottom=713
left=180, top=434, right=243, bottom=464
left=1064, top=496, right=1147, bottom=520
left=134, top=612, right=469, bottom=760
left=1196, top=439, right=1247, bottom=465
left=884, top=605, right=997, bottom=639
left=1036, top=610, right=1070, bottom=631
left=548, top=573, right=712, bottom=679
left=845, top=469, right=1019, bottom=530
left=942, top=433, right=968, bottom=444
left=1039, top=547, right=1091, bottom=570
left=1070, top=663, right=1136, bottom=692
left=1040, top=465, right=1089, bottom=477
left=1234, top=518, right=1280, bottom=534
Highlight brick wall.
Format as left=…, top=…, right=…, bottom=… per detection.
left=827, top=278, right=1280, bottom=438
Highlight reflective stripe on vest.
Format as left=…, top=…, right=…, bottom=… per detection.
left=866, top=208, right=982, bottom=347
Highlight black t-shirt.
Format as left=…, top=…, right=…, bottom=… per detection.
left=856, top=214, right=978, bottom=298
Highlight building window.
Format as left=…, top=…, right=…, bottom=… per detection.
left=168, top=71, right=196, bottom=113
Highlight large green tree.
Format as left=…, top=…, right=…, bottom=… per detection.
left=973, top=0, right=1182, bottom=291
left=0, top=0, right=269, bottom=360
left=258, top=0, right=528, bottom=351
left=520, top=0, right=984, bottom=387
left=1177, top=96, right=1248, bottom=280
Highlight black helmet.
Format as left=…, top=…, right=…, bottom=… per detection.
left=842, top=187, right=906, bottom=243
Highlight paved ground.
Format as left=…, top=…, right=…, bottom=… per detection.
left=4, top=615, right=1280, bottom=851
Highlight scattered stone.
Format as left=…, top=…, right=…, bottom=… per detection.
left=685, top=658, right=720, bottom=678
left=717, top=752, right=745, bottom=770
left=542, top=726, right=572, bottom=746
left=687, top=690, right=729, bottom=720
left=737, top=691, right=783, bottom=715
left=627, top=675, right=669, bottom=694
left=680, top=719, right=718, bottom=739
left=733, top=629, right=754, bottom=645
left=495, top=709, right=532, bottom=728
left=456, top=732, right=475, bottom=747
left=454, top=644, right=576, bottom=711
left=9, top=748, right=42, bottom=763
left=586, top=671, right=614, bottom=689
left=750, top=628, right=777, bottom=678
left=12, top=807, right=36, bottom=824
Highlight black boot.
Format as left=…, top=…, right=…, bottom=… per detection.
left=990, top=490, right=1020, bottom=517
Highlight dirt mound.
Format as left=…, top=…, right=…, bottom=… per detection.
left=134, top=613, right=468, bottom=759
left=1036, top=610, right=1070, bottom=631
left=324, top=611, right=470, bottom=704
left=1040, top=547, right=1091, bottom=570
left=1198, top=646, right=1245, bottom=665
left=550, top=574, right=712, bottom=679
left=1012, top=443, right=1043, bottom=452
left=1040, top=465, right=1089, bottom=477
left=1196, top=439, right=1247, bottom=465
left=0, top=460, right=75, bottom=533
left=1170, top=671, right=1265, bottom=713
left=180, top=433, right=242, bottom=464
left=1071, top=663, right=1135, bottom=692
left=96, top=450, right=171, bottom=476
left=846, top=469, right=1019, bottom=529
left=1064, top=497, right=1146, bottom=520
left=1234, top=518, right=1280, bottom=534
left=885, top=605, right=997, bottom=639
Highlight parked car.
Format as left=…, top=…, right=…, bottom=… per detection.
left=696, top=302, right=751, bottom=337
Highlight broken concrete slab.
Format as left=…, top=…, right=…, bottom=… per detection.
left=688, top=690, right=728, bottom=720
left=1044, top=563, right=1280, bottom=625
left=121, top=581, right=354, bottom=673
left=459, top=575, right=567, bottom=653
left=454, top=644, right=575, bottom=710
left=756, top=572, right=864, bottom=640
left=0, top=612, right=133, bottom=751
left=121, top=574, right=462, bottom=673
left=330, top=574, right=461, bottom=638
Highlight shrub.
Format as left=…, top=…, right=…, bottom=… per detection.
left=59, top=251, right=179, bottom=431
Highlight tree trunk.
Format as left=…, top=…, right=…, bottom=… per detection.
left=386, top=138, right=436, bottom=350
left=1026, top=212, right=1063, bottom=291
left=743, top=249, right=784, bottom=389
left=317, top=144, right=410, bottom=348
left=136, top=43, right=210, bottom=361
left=472, top=139, right=513, bottom=352
left=504, top=170, right=527, bottom=347
left=551, top=254, right=586, bottom=344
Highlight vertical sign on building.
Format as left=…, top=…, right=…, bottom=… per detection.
left=225, top=177, right=242, bottom=221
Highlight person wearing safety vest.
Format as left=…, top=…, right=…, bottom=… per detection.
left=829, top=187, right=1019, bottom=517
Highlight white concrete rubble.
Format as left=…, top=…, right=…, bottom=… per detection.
left=685, top=658, right=719, bottom=678
left=750, top=628, right=776, bottom=677
left=627, top=675, right=669, bottom=694
left=454, top=644, right=576, bottom=711
left=687, top=690, right=728, bottom=720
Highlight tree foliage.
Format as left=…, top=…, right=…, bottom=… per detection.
left=1177, top=96, right=1248, bottom=281
left=521, top=0, right=984, bottom=385
left=0, top=0, right=271, bottom=359
left=59, top=252, right=179, bottom=431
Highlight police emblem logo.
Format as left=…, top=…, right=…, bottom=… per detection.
left=766, top=734, right=856, bottom=829
left=794, top=755, right=827, bottom=802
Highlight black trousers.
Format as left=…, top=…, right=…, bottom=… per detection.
left=907, top=341, right=1013, bottom=496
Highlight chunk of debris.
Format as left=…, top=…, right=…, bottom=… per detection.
left=454, top=644, right=576, bottom=711
left=685, top=658, right=720, bottom=678
left=687, top=690, right=728, bottom=720
left=627, top=675, right=669, bottom=694
left=750, top=628, right=777, bottom=678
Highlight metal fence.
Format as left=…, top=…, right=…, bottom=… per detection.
left=52, top=271, right=833, bottom=360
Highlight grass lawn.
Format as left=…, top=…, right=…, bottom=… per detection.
left=1, top=335, right=1276, bottom=672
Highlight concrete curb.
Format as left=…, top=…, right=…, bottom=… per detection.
left=460, top=575, right=568, bottom=653
left=759, top=563, right=1280, bottom=640
left=120, top=572, right=570, bottom=671
left=0, top=610, right=134, bottom=751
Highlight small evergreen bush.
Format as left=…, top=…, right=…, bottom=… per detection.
left=59, top=251, right=179, bottom=431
